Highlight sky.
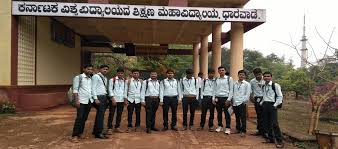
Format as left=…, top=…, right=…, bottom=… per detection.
left=217, top=0, right=338, bottom=68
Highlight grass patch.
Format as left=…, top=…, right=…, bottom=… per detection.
left=279, top=100, right=338, bottom=137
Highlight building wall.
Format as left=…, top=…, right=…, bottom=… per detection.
left=0, top=0, right=12, bottom=85
left=36, top=17, right=81, bottom=85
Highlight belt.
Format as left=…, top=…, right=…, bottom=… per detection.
left=164, top=96, right=177, bottom=98
left=203, top=96, right=213, bottom=98
left=146, top=96, right=159, bottom=99
left=184, top=95, right=196, bottom=98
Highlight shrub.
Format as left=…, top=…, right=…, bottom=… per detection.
left=0, top=101, right=16, bottom=114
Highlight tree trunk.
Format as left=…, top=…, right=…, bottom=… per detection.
left=314, top=102, right=324, bottom=131
left=295, top=91, right=299, bottom=100
left=308, top=108, right=317, bottom=134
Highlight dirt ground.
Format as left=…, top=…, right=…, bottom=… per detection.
left=0, top=105, right=297, bottom=149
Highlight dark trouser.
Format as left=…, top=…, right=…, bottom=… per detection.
left=215, top=97, right=231, bottom=128
left=233, top=103, right=247, bottom=133
left=200, top=96, right=215, bottom=128
left=72, top=101, right=92, bottom=137
left=163, top=96, right=178, bottom=128
left=127, top=101, right=141, bottom=127
left=254, top=96, right=264, bottom=134
left=145, top=97, right=159, bottom=129
left=182, top=97, right=198, bottom=127
left=92, top=95, right=107, bottom=135
left=107, top=100, right=124, bottom=129
left=262, top=102, right=283, bottom=143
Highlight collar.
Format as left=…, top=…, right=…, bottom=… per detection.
left=115, top=76, right=124, bottom=80
left=81, top=73, right=90, bottom=78
left=206, top=78, right=215, bottom=81
left=184, top=77, right=194, bottom=80
left=267, top=81, right=273, bottom=86
left=148, top=78, right=158, bottom=81
left=166, top=78, right=175, bottom=81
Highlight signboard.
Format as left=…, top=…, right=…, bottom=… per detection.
left=12, top=1, right=266, bottom=22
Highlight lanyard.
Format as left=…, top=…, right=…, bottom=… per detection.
left=186, top=79, right=192, bottom=88
left=118, top=79, right=123, bottom=90
left=168, top=79, right=174, bottom=88
left=237, top=82, right=243, bottom=90
left=207, top=80, right=213, bottom=89
left=133, top=80, right=139, bottom=89
left=151, top=80, right=158, bottom=90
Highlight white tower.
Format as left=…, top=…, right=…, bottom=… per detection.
left=300, top=15, right=308, bottom=67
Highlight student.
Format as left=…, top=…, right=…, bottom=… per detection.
left=261, top=72, right=284, bottom=148
left=197, top=69, right=216, bottom=132
left=160, top=69, right=180, bottom=131
left=250, top=68, right=265, bottom=136
left=197, top=72, right=204, bottom=105
left=107, top=67, right=126, bottom=134
left=141, top=70, right=160, bottom=133
left=125, top=69, right=143, bottom=132
left=232, top=70, right=251, bottom=137
left=180, top=69, right=199, bottom=131
left=71, top=64, right=95, bottom=142
left=214, top=66, right=234, bottom=135
left=91, top=64, right=109, bottom=139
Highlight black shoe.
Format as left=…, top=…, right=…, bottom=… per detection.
left=162, top=127, right=168, bottom=131
left=171, top=127, right=178, bottom=131
left=146, top=128, right=151, bottom=134
left=151, top=127, right=159, bottom=131
left=95, top=134, right=108, bottom=139
left=182, top=126, right=188, bottom=131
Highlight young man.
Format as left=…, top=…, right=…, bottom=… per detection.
left=71, top=64, right=94, bottom=142
left=141, top=70, right=160, bottom=133
left=197, top=69, right=216, bottom=132
left=160, top=69, right=180, bottom=131
left=214, top=66, right=234, bottom=135
left=232, top=70, right=251, bottom=137
left=107, top=67, right=126, bottom=134
left=250, top=68, right=265, bottom=136
left=91, top=64, right=109, bottom=139
left=180, top=69, right=199, bottom=131
left=125, top=69, right=143, bottom=132
left=261, top=72, right=284, bottom=148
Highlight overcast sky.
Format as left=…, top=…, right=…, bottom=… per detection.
left=218, top=0, right=337, bottom=68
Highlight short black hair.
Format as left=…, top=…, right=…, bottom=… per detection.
left=166, top=69, right=175, bottom=74
left=208, top=69, right=215, bottom=73
left=132, top=69, right=139, bottom=73
left=198, top=72, right=203, bottom=76
left=263, top=71, right=273, bottom=77
left=238, top=70, right=247, bottom=76
left=186, top=69, right=193, bottom=75
left=83, top=64, right=93, bottom=69
left=218, top=66, right=225, bottom=70
left=99, top=64, right=109, bottom=69
left=150, top=70, right=157, bottom=73
left=116, top=67, right=124, bottom=72
left=253, top=68, right=262, bottom=74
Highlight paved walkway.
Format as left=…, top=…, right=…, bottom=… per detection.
left=0, top=106, right=296, bottom=149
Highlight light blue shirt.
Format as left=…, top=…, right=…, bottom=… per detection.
left=180, top=77, right=199, bottom=100
left=232, top=80, right=251, bottom=106
left=160, top=78, right=180, bottom=102
left=108, top=76, right=126, bottom=102
left=201, top=78, right=216, bottom=100
left=250, top=78, right=265, bottom=97
left=261, top=81, right=283, bottom=107
left=72, top=73, right=93, bottom=104
left=141, top=78, right=160, bottom=102
left=214, top=75, right=234, bottom=101
left=124, top=78, right=143, bottom=104
left=91, top=72, right=108, bottom=100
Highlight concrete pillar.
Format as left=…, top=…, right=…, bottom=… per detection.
left=212, top=23, right=222, bottom=77
left=193, top=43, right=200, bottom=78
left=200, top=35, right=208, bottom=79
left=230, top=22, right=244, bottom=81
left=0, top=0, right=12, bottom=85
